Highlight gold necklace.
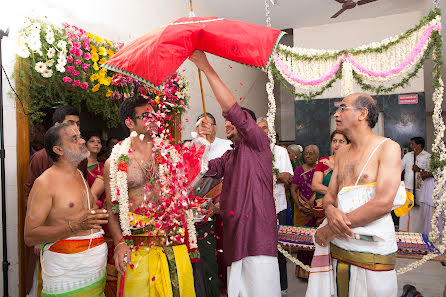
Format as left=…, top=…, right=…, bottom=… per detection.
left=131, top=150, right=154, bottom=179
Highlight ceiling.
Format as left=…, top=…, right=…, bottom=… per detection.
left=195, top=0, right=428, bottom=29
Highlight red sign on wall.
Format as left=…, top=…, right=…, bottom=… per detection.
left=398, top=94, right=418, bottom=104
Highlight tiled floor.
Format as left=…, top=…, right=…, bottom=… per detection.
left=286, top=258, right=446, bottom=297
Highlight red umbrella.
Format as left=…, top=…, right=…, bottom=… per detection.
left=102, top=16, right=285, bottom=89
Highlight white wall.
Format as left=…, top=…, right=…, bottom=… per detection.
left=277, top=11, right=427, bottom=142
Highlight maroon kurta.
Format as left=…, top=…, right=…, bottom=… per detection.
left=206, top=103, right=277, bottom=266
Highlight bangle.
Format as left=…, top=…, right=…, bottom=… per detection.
left=68, top=221, right=74, bottom=233
left=114, top=241, right=127, bottom=251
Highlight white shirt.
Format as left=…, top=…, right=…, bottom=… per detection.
left=274, top=145, right=294, bottom=213
left=208, top=137, right=232, bottom=161
left=401, top=150, right=431, bottom=190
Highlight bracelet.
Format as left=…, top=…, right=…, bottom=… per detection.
left=114, top=241, right=127, bottom=251
left=68, top=220, right=75, bottom=233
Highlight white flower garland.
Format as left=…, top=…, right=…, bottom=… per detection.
left=109, top=136, right=132, bottom=236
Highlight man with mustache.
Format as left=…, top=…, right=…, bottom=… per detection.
left=24, top=123, right=109, bottom=297
left=190, top=50, right=280, bottom=297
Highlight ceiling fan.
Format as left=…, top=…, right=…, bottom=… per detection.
left=331, top=0, right=378, bottom=18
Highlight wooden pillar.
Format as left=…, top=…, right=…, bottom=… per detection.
left=15, top=57, right=29, bottom=297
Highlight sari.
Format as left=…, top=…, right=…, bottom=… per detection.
left=291, top=165, right=316, bottom=278
left=291, top=166, right=317, bottom=227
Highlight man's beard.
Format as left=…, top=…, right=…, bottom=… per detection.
left=62, top=145, right=90, bottom=165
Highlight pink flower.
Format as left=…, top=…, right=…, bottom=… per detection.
left=79, top=29, right=86, bottom=35
left=63, top=76, right=72, bottom=84
left=74, top=48, right=83, bottom=57
left=73, top=33, right=81, bottom=40
left=72, top=80, right=80, bottom=87
left=84, top=44, right=90, bottom=51
left=74, top=42, right=81, bottom=49
left=74, top=59, right=82, bottom=66
left=67, top=55, right=73, bottom=63
left=84, top=73, right=88, bottom=77
left=66, top=66, right=74, bottom=73
left=72, top=70, right=80, bottom=76
left=82, top=63, right=90, bottom=70
left=69, top=46, right=76, bottom=55
left=83, top=37, right=90, bottom=44
left=80, top=82, right=88, bottom=89
left=84, top=52, right=91, bottom=60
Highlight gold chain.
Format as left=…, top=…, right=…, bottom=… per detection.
left=131, top=150, right=154, bottom=179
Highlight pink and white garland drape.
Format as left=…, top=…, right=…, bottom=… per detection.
left=272, top=18, right=441, bottom=96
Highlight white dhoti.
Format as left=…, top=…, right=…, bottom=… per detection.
left=306, top=181, right=407, bottom=297
left=41, top=231, right=107, bottom=296
left=227, top=255, right=280, bottom=297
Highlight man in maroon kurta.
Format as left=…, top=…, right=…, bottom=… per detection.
left=190, top=50, right=280, bottom=297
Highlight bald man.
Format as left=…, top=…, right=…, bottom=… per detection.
left=306, top=94, right=407, bottom=297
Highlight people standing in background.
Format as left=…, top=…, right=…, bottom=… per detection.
left=257, top=117, right=294, bottom=296
left=105, top=137, right=119, bottom=159
left=287, top=144, right=304, bottom=171
left=311, top=131, right=350, bottom=208
left=400, top=137, right=431, bottom=232
left=290, top=144, right=319, bottom=279
left=194, top=112, right=232, bottom=297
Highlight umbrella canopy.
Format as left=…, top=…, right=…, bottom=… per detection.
left=103, top=16, right=285, bottom=89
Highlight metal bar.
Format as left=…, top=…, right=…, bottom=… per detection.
left=0, top=28, right=10, bottom=297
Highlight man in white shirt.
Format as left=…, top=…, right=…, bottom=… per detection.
left=195, top=112, right=232, bottom=297
left=400, top=136, right=431, bottom=232
left=196, top=112, right=233, bottom=161
left=257, top=117, right=293, bottom=297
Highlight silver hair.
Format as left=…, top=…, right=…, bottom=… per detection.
left=305, top=144, right=320, bottom=157
left=287, top=144, right=303, bottom=154
left=256, top=117, right=268, bottom=124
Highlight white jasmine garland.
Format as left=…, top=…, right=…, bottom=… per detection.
left=109, top=137, right=132, bottom=236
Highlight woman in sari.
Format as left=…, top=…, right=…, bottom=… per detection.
left=290, top=144, right=319, bottom=279
left=86, top=132, right=117, bottom=297
left=311, top=131, right=349, bottom=211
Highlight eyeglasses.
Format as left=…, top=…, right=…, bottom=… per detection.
left=134, top=112, right=157, bottom=120
left=336, top=106, right=360, bottom=113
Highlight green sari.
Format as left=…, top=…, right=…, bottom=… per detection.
left=315, top=170, right=333, bottom=200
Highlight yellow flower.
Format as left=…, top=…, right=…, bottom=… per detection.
left=106, top=49, right=115, bottom=57
left=92, top=83, right=100, bottom=92
left=99, top=58, right=107, bottom=65
left=99, top=68, right=107, bottom=76
left=90, top=74, right=98, bottom=82
left=98, top=47, right=107, bottom=56
left=94, top=35, right=103, bottom=43
left=90, top=45, right=97, bottom=52
left=155, top=96, right=160, bottom=104
left=91, top=52, right=99, bottom=63
left=87, top=32, right=94, bottom=38
left=93, top=63, right=99, bottom=71
left=98, top=76, right=106, bottom=85
left=106, top=89, right=113, bottom=97
left=106, top=40, right=113, bottom=47
left=104, top=77, right=112, bottom=86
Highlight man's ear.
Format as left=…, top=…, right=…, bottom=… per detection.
left=53, top=145, right=64, bottom=157
left=358, top=108, right=368, bottom=122
left=125, top=117, right=135, bottom=130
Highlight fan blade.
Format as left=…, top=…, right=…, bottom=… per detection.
left=357, top=0, right=377, bottom=5
left=331, top=8, right=346, bottom=18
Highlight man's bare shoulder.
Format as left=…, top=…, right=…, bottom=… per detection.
left=379, top=138, right=401, bottom=157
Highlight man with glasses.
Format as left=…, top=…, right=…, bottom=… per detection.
left=104, top=96, right=196, bottom=296
left=307, top=93, right=406, bottom=297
